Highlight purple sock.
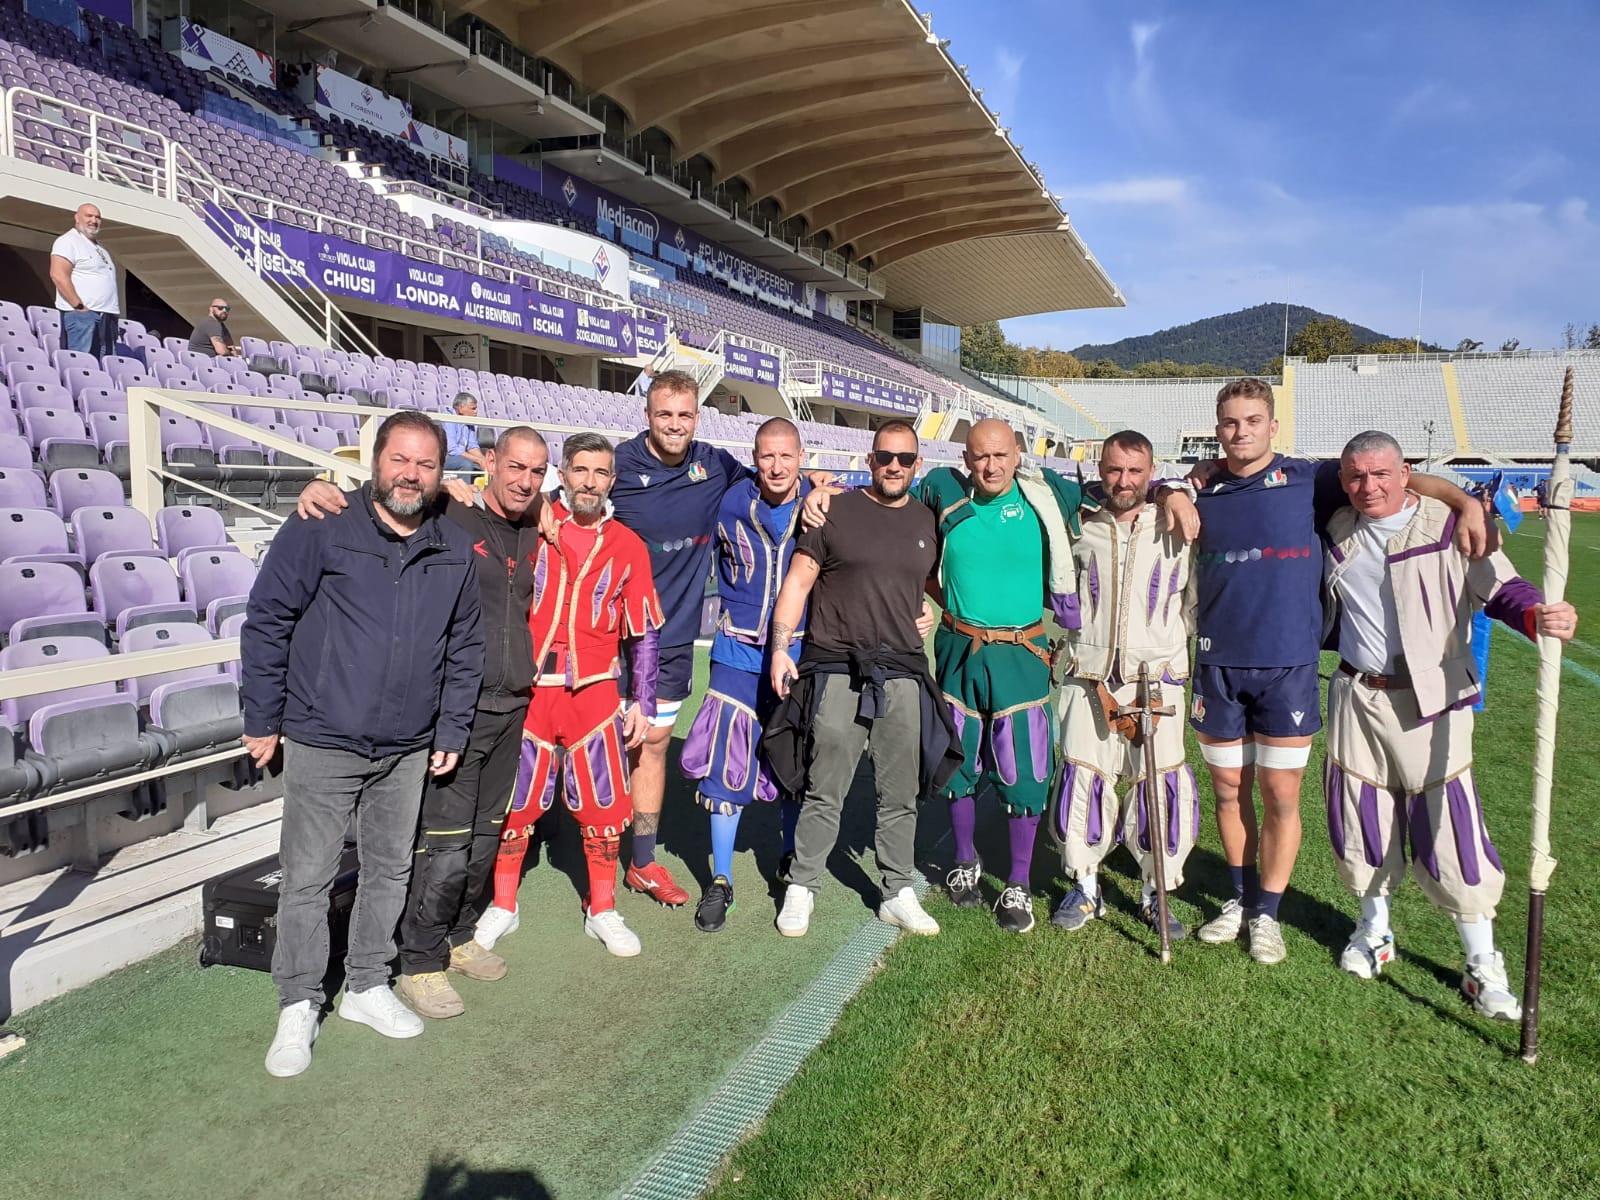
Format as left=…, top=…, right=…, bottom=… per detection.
left=1007, top=814, right=1040, bottom=885
left=1253, top=888, right=1283, bottom=920
left=949, top=794, right=977, bottom=864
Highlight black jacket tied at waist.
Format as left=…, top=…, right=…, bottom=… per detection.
left=762, top=645, right=964, bottom=802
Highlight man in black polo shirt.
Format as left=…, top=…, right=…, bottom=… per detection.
left=189, top=297, right=238, bottom=357
left=767, top=420, right=948, bottom=938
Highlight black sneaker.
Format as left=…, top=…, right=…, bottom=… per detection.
left=1139, top=896, right=1188, bottom=941
left=695, top=876, right=735, bottom=933
left=994, top=884, right=1036, bottom=933
left=945, top=857, right=983, bottom=908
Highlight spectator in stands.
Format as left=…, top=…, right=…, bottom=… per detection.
left=188, top=298, right=239, bottom=357
left=629, top=366, right=656, bottom=397
left=49, top=203, right=120, bottom=357
left=444, top=393, right=485, bottom=474
left=294, top=426, right=552, bottom=1016
left=242, top=410, right=484, bottom=1078
left=763, top=421, right=961, bottom=939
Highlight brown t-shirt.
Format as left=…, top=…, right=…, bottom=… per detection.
left=796, top=487, right=937, bottom=653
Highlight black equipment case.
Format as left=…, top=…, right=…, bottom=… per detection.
left=198, top=845, right=360, bottom=971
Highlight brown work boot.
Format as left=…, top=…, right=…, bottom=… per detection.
left=448, top=939, right=508, bottom=982
left=396, top=971, right=464, bottom=1019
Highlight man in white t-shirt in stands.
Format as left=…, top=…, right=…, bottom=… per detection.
left=49, top=203, right=120, bottom=357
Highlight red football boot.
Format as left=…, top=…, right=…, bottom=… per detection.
left=624, top=860, right=689, bottom=907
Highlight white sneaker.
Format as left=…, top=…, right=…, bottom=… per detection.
left=1462, top=951, right=1522, bottom=1021
left=264, top=1000, right=319, bottom=1078
left=1197, top=898, right=1245, bottom=944
left=474, top=905, right=520, bottom=951
left=1339, top=926, right=1397, bottom=980
left=583, top=907, right=642, bottom=957
left=878, top=886, right=940, bottom=936
left=1247, top=914, right=1287, bottom=965
left=776, top=884, right=814, bottom=937
left=338, top=985, right=425, bottom=1039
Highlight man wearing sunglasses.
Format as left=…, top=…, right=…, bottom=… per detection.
left=189, top=297, right=239, bottom=357
left=764, top=421, right=962, bottom=938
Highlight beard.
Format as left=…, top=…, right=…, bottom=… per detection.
left=564, top=487, right=606, bottom=516
left=1104, top=487, right=1143, bottom=514
left=374, top=475, right=436, bottom=517
left=872, top=474, right=911, bottom=501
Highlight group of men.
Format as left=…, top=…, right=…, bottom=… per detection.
left=239, top=367, right=1577, bottom=1081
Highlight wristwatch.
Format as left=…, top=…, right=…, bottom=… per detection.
left=73, top=303, right=85, bottom=311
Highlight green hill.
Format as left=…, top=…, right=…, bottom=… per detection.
left=1071, top=303, right=1402, bottom=373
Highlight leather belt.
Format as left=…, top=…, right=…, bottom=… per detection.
left=1338, top=661, right=1411, bottom=690
left=941, top=612, right=1052, bottom=667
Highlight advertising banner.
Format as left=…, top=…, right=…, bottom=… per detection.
left=634, top=317, right=667, bottom=357
left=179, top=19, right=277, bottom=88
left=202, top=204, right=655, bottom=356
left=410, top=120, right=467, bottom=167
left=315, top=65, right=412, bottom=140
left=543, top=170, right=805, bottom=308
left=821, top=371, right=922, bottom=416
left=724, top=345, right=781, bottom=388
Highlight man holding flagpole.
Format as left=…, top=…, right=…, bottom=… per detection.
left=1320, top=431, right=1577, bottom=1019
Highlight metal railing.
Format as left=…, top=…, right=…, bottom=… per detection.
left=1, top=86, right=379, bottom=357
left=1324, top=349, right=1600, bottom=366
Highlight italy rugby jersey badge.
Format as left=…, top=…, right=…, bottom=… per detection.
left=1264, top=467, right=1288, bottom=488
left=688, top=462, right=708, bottom=483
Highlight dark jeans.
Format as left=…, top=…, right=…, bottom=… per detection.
left=399, top=704, right=524, bottom=973
left=60, top=309, right=118, bottom=356
left=271, top=740, right=428, bottom=1008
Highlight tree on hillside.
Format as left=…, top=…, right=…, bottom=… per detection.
left=960, top=321, right=1022, bottom=376
left=1359, top=339, right=1423, bottom=355
left=1084, top=358, right=1127, bottom=378
left=1019, top=347, right=1086, bottom=378
left=1587, top=324, right=1600, bottom=350
left=1288, top=317, right=1357, bottom=363
left=1562, top=322, right=1579, bottom=349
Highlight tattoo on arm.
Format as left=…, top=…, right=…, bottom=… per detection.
left=632, top=811, right=660, bottom=837
left=773, top=622, right=794, bottom=646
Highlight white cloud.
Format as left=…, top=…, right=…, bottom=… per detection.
left=1390, top=80, right=1473, bottom=127
left=989, top=46, right=1023, bottom=120
left=1056, top=177, right=1191, bottom=206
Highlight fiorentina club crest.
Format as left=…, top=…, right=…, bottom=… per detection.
left=592, top=247, right=609, bottom=281
left=621, top=323, right=633, bottom=347
left=562, top=176, right=578, bottom=207
left=674, top=228, right=687, bottom=252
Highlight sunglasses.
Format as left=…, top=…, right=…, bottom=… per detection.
left=213, top=305, right=230, bottom=311
left=870, top=450, right=918, bottom=468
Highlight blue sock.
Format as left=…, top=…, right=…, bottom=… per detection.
left=1243, top=865, right=1261, bottom=908
left=1254, top=888, right=1283, bottom=920
left=1228, top=864, right=1246, bottom=900
left=631, top=832, right=657, bottom=869
left=780, top=797, right=800, bottom=856
left=710, top=810, right=741, bottom=882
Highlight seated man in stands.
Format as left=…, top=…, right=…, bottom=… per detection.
left=443, top=393, right=486, bottom=474
left=188, top=298, right=239, bottom=357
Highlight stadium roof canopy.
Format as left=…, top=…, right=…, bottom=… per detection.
left=457, top=0, right=1123, bottom=324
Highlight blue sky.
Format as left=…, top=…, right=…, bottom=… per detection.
left=925, top=1, right=1600, bottom=352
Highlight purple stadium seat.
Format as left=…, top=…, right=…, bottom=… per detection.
left=52, top=348, right=99, bottom=377
left=0, top=636, right=118, bottom=729
left=13, top=381, right=72, bottom=412
left=64, top=368, right=115, bottom=401
left=90, top=553, right=194, bottom=637
left=105, top=357, right=152, bottom=388
left=119, top=622, right=224, bottom=705
left=0, top=468, right=46, bottom=509
left=0, top=434, right=33, bottom=468
left=180, top=549, right=257, bottom=632
left=297, top=425, right=341, bottom=454
left=155, top=505, right=227, bottom=558
left=0, top=505, right=72, bottom=560
left=22, top=407, right=98, bottom=473
left=77, top=386, right=126, bottom=418
left=48, top=467, right=122, bottom=517
left=0, top=560, right=97, bottom=646
left=72, top=505, right=157, bottom=564
left=5, top=360, right=53, bottom=391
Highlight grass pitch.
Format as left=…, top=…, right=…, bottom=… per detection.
left=706, top=515, right=1600, bottom=1200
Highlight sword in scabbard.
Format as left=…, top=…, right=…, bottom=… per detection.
left=1116, top=662, right=1177, bottom=963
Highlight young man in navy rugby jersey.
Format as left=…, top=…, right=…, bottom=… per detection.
left=1188, top=378, right=1490, bottom=964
